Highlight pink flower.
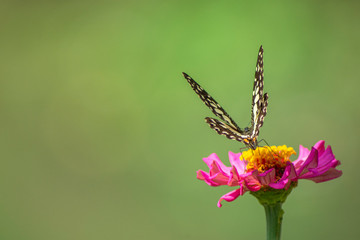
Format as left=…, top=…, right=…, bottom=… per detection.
left=196, top=140, right=342, bottom=207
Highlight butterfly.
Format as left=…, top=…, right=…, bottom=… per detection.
left=182, top=45, right=268, bottom=150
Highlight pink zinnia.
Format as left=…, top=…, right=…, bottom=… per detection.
left=197, top=140, right=342, bottom=207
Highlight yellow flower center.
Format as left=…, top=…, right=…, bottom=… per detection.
left=241, top=145, right=296, bottom=177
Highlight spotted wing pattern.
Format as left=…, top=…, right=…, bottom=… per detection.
left=249, top=46, right=269, bottom=138
left=182, top=45, right=268, bottom=148
left=205, top=117, right=249, bottom=141
left=182, top=72, right=240, bottom=130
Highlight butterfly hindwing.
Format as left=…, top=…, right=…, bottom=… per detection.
left=259, top=93, right=269, bottom=128
left=251, top=93, right=269, bottom=138
left=205, top=117, right=248, bottom=142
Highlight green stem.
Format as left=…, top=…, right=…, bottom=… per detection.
left=250, top=183, right=297, bottom=240
left=263, top=202, right=284, bottom=240
left=250, top=182, right=297, bottom=240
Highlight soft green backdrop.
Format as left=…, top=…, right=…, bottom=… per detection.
left=0, top=1, right=359, bottom=239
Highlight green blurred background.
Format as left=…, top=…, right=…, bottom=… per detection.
left=0, top=1, right=359, bottom=239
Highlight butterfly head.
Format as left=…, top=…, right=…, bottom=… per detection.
left=242, top=137, right=258, bottom=150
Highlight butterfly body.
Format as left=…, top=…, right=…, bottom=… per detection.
left=183, top=46, right=268, bottom=150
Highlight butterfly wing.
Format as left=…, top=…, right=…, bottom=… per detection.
left=250, top=45, right=269, bottom=138
left=182, top=46, right=269, bottom=147
left=258, top=93, right=269, bottom=128
left=182, top=72, right=240, bottom=130
left=205, top=117, right=250, bottom=142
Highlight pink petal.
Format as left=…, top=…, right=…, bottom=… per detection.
left=269, top=179, right=290, bottom=189
left=211, top=172, right=231, bottom=185
left=313, top=140, right=325, bottom=155
left=209, top=161, right=231, bottom=178
left=292, top=145, right=310, bottom=167
left=228, top=151, right=247, bottom=174
left=269, top=162, right=296, bottom=189
left=227, top=166, right=240, bottom=187
left=203, top=153, right=231, bottom=175
left=243, top=171, right=262, bottom=192
left=196, top=170, right=221, bottom=186
left=302, top=168, right=343, bottom=183
left=217, top=188, right=242, bottom=208
left=299, top=160, right=342, bottom=180
left=293, top=141, right=342, bottom=183
left=317, top=146, right=339, bottom=168
left=296, top=147, right=319, bottom=176
left=286, top=162, right=298, bottom=180
left=257, top=168, right=276, bottom=186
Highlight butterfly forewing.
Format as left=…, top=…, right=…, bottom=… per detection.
left=182, top=72, right=240, bottom=130
left=250, top=46, right=268, bottom=138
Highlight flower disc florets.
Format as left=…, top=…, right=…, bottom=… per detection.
left=242, top=146, right=296, bottom=181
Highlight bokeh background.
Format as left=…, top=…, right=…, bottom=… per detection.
left=0, top=1, right=359, bottom=239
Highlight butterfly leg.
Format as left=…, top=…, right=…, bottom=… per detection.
left=239, top=146, right=251, bottom=155
left=258, top=139, right=280, bottom=158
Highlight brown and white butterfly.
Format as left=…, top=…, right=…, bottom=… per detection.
left=182, top=46, right=268, bottom=150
